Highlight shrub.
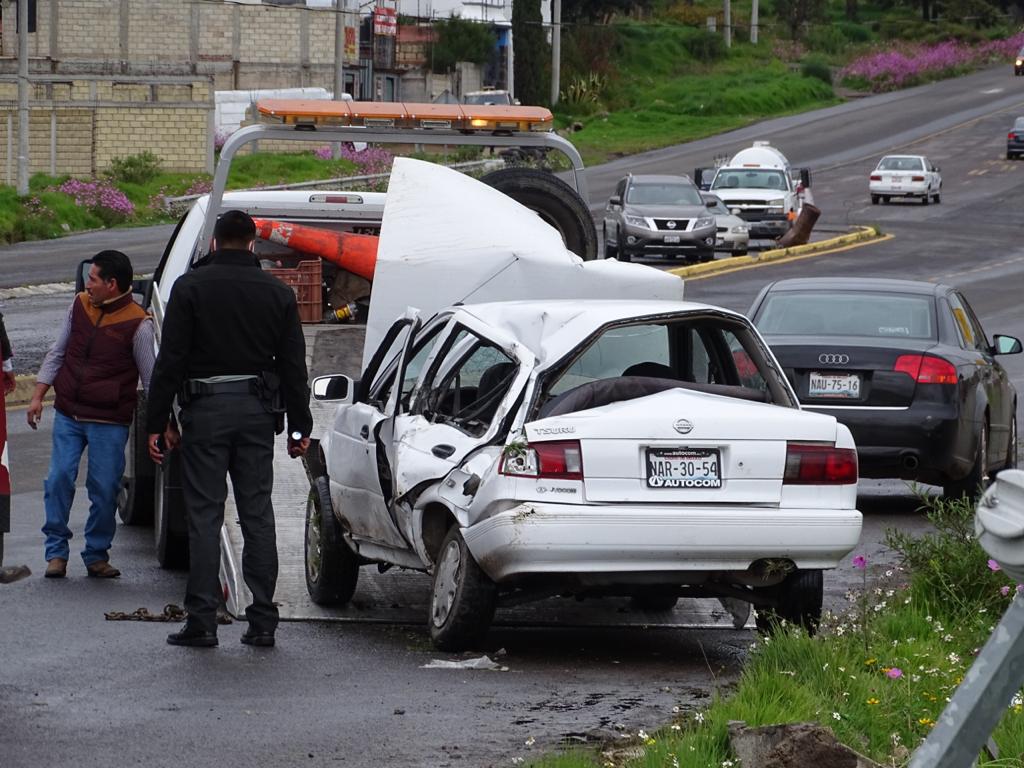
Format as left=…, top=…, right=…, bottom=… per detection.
left=801, top=56, right=833, bottom=84
left=680, top=28, right=726, bottom=62
left=836, top=21, right=873, bottom=43
left=57, top=178, right=135, bottom=225
left=106, top=151, right=162, bottom=185
left=805, top=25, right=847, bottom=55
left=560, top=73, right=606, bottom=107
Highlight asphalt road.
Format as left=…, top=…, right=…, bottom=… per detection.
left=3, top=66, right=1024, bottom=766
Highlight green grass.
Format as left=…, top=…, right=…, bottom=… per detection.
left=527, top=494, right=1024, bottom=768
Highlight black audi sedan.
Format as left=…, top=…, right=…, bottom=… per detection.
left=748, top=278, right=1020, bottom=498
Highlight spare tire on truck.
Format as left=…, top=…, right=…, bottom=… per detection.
left=480, top=168, right=598, bottom=261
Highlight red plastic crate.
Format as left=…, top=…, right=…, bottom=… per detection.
left=267, top=259, right=322, bottom=323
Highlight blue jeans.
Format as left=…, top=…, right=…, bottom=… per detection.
left=42, top=411, right=129, bottom=565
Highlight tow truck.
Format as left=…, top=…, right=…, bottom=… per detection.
left=112, top=99, right=605, bottom=600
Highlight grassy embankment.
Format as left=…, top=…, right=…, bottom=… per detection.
left=528, top=492, right=1024, bottom=768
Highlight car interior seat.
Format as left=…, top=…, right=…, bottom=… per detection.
left=622, top=361, right=676, bottom=379
left=459, top=361, right=517, bottom=424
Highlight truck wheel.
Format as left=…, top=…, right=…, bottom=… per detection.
left=118, top=395, right=155, bottom=526
left=603, top=225, right=618, bottom=259
left=304, top=476, right=359, bottom=605
left=154, top=451, right=188, bottom=570
left=429, top=525, right=497, bottom=651
left=754, top=569, right=823, bottom=635
left=480, top=168, right=598, bottom=261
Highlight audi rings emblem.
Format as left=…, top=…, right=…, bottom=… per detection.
left=818, top=353, right=850, bottom=365
left=673, top=419, right=694, bottom=434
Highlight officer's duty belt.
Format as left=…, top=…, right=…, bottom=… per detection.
left=185, top=379, right=256, bottom=397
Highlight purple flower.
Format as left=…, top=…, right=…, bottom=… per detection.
left=886, top=667, right=903, bottom=679
left=852, top=554, right=867, bottom=570
left=57, top=178, right=134, bottom=218
left=989, top=559, right=1002, bottom=572
left=1001, top=585, right=1011, bottom=597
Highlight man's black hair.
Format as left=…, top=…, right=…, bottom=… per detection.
left=90, top=250, right=133, bottom=293
left=214, top=209, right=257, bottom=246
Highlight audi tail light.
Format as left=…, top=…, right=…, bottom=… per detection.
left=1010, top=132, right=1018, bottom=140
left=869, top=174, right=882, bottom=181
left=784, top=443, right=858, bottom=485
left=893, top=354, right=958, bottom=384
left=911, top=175, right=925, bottom=182
left=500, top=440, right=584, bottom=480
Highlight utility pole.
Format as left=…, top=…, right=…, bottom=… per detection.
left=550, top=0, right=561, bottom=105
left=750, top=0, right=759, bottom=43
left=17, top=0, right=30, bottom=195
left=723, top=0, right=732, bottom=48
left=334, top=0, right=345, bottom=100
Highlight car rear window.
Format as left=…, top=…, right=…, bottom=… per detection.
left=1014, top=118, right=1024, bottom=131
left=877, top=157, right=924, bottom=171
left=626, top=183, right=703, bottom=206
left=755, top=291, right=936, bottom=340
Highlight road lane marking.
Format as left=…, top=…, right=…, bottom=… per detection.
left=931, top=255, right=1024, bottom=282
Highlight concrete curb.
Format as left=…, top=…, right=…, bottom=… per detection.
left=668, top=226, right=882, bottom=279
left=7, top=375, right=51, bottom=408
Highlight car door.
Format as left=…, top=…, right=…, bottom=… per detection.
left=327, top=314, right=447, bottom=549
left=956, top=292, right=1013, bottom=458
left=379, top=315, right=534, bottom=527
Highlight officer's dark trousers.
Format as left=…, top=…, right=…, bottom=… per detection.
left=179, top=392, right=278, bottom=635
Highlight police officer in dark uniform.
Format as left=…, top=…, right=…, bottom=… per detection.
left=146, top=210, right=313, bottom=649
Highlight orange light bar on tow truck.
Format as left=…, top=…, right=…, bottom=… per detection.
left=255, top=99, right=554, bottom=133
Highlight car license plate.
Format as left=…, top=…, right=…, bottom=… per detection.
left=808, top=372, right=861, bottom=399
left=645, top=447, right=721, bottom=488
left=664, top=235, right=681, bottom=244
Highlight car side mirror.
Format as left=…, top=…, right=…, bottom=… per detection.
left=994, top=335, right=1022, bottom=355
left=609, top=195, right=622, bottom=206
left=312, top=374, right=355, bottom=403
left=706, top=200, right=716, bottom=209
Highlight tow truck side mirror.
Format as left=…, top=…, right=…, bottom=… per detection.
left=799, top=168, right=812, bottom=188
left=609, top=195, right=622, bottom=207
left=693, top=167, right=712, bottom=191
left=312, top=374, right=355, bottom=404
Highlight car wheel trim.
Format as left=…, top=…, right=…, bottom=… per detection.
left=432, top=539, right=462, bottom=628
left=306, top=494, right=323, bottom=584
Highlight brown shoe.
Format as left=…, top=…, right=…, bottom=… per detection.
left=86, top=561, right=120, bottom=579
left=45, top=558, right=67, bottom=579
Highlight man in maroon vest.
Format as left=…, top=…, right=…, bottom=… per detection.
left=27, top=250, right=154, bottom=579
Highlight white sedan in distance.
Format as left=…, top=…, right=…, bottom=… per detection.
left=869, top=154, right=942, bottom=205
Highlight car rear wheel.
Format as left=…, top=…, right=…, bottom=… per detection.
left=304, top=476, right=359, bottom=606
left=882, top=195, right=890, bottom=204
left=933, top=191, right=941, bottom=204
left=429, top=526, right=497, bottom=651
left=997, top=415, right=1017, bottom=475
left=921, top=193, right=930, bottom=206
left=944, top=422, right=989, bottom=501
left=755, top=568, right=823, bottom=636
left=871, top=194, right=879, bottom=205
left=1008, top=152, right=1015, bottom=160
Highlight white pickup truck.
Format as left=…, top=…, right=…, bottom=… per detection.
left=695, top=142, right=811, bottom=240
left=110, top=99, right=598, bottom=568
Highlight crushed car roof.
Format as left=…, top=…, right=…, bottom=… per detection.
left=457, top=299, right=743, bottom=365
left=364, top=158, right=685, bottom=369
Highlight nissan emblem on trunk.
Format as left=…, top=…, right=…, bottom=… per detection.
left=673, top=419, right=694, bottom=434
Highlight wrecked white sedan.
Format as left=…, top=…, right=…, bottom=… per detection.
left=304, top=159, right=862, bottom=651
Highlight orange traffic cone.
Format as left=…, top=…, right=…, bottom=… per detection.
left=253, top=219, right=379, bottom=280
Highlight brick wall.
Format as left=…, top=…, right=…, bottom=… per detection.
left=0, top=76, right=212, bottom=176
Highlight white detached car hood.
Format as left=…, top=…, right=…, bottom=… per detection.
left=363, top=158, right=684, bottom=369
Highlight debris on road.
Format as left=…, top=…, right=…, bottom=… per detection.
left=421, top=655, right=508, bottom=671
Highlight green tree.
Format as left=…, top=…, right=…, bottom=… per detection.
left=430, top=16, right=496, bottom=73
left=774, top=0, right=828, bottom=38
left=513, top=0, right=548, bottom=106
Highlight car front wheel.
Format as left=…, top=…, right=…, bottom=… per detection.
left=429, top=526, right=497, bottom=651
left=304, top=476, right=359, bottom=606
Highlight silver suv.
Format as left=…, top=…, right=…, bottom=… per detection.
left=602, top=174, right=716, bottom=263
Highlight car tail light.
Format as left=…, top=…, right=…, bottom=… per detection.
left=1010, top=132, right=1018, bottom=140
left=911, top=175, right=925, bottom=182
left=893, top=354, right=958, bottom=384
left=870, top=174, right=882, bottom=181
left=784, top=443, right=858, bottom=485
left=500, top=440, right=583, bottom=480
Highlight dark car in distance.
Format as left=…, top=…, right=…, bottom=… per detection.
left=1007, top=117, right=1024, bottom=159
left=749, top=278, right=1021, bottom=499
